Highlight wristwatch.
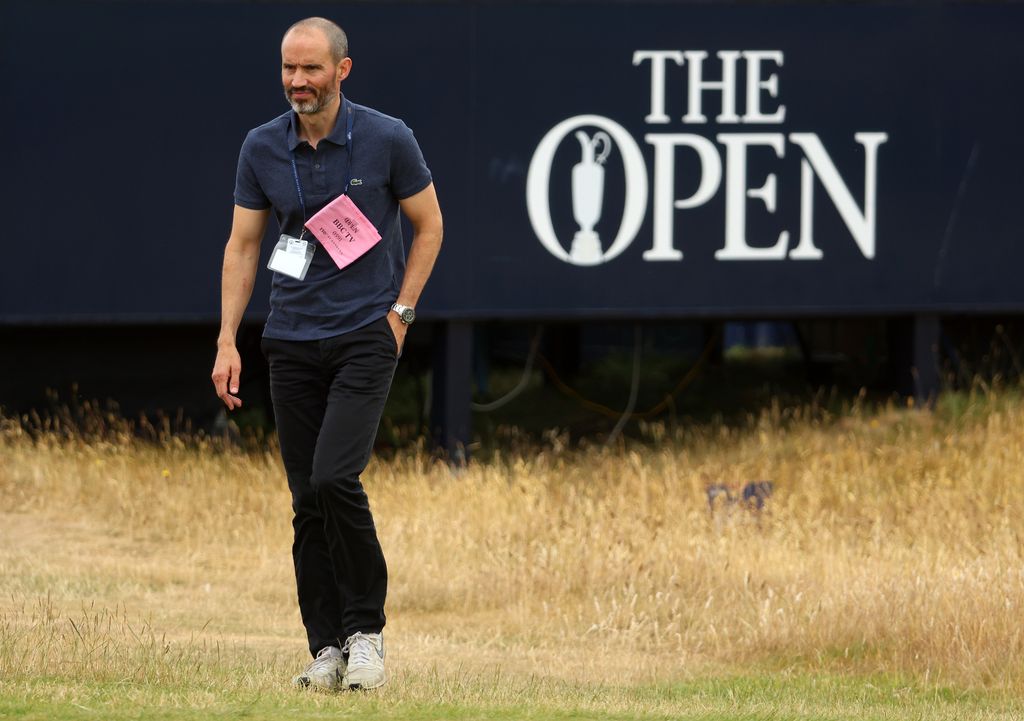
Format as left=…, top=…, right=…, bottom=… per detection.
left=391, top=303, right=416, bottom=325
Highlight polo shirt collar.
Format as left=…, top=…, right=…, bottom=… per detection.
left=287, top=95, right=350, bottom=151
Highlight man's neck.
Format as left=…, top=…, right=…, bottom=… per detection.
left=297, top=96, right=342, bottom=149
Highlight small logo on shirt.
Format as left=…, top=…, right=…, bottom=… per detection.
left=349, top=178, right=364, bottom=186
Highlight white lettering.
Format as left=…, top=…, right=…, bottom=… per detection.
left=644, top=134, right=722, bottom=261
left=633, top=50, right=684, bottom=125
left=788, top=132, right=889, bottom=259
left=528, top=50, right=887, bottom=267
left=742, top=51, right=786, bottom=124
left=792, top=159, right=822, bottom=259
left=715, top=133, right=789, bottom=260
left=683, top=51, right=741, bottom=124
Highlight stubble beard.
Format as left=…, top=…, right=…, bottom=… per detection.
left=286, top=86, right=338, bottom=115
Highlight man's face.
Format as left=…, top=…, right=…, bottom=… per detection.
left=281, top=29, right=348, bottom=115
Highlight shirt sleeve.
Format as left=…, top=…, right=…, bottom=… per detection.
left=389, top=122, right=433, bottom=200
left=233, top=132, right=271, bottom=210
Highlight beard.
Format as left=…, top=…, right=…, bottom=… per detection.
left=286, top=85, right=338, bottom=115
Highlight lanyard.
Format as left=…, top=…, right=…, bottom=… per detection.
left=290, top=101, right=355, bottom=238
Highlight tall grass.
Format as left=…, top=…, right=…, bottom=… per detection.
left=2, top=387, right=1023, bottom=694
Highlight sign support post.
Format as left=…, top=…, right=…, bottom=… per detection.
left=912, top=314, right=941, bottom=407
left=431, top=320, right=473, bottom=463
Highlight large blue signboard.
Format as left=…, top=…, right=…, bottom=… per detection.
left=1, top=0, right=1021, bottom=322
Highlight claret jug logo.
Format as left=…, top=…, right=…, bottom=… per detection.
left=527, top=117, right=648, bottom=266
left=526, top=50, right=888, bottom=267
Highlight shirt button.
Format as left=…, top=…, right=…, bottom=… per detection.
left=314, top=163, right=321, bottom=169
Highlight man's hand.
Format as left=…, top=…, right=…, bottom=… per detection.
left=391, top=184, right=442, bottom=355
left=386, top=312, right=408, bottom=357
left=212, top=343, right=244, bottom=410
left=214, top=205, right=268, bottom=411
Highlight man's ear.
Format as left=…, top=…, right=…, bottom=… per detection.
left=338, top=57, right=353, bottom=83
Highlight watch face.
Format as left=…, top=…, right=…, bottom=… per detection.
left=400, top=308, right=416, bottom=324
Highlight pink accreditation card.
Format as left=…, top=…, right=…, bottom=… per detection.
left=305, top=194, right=382, bottom=270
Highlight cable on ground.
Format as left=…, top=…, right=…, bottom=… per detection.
left=605, top=325, right=643, bottom=446
left=536, top=328, right=721, bottom=421
left=470, top=327, right=544, bottom=412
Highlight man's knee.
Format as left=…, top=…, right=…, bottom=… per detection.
left=310, top=441, right=375, bottom=495
left=309, top=469, right=364, bottom=495
left=309, top=470, right=375, bottom=518
left=291, top=483, right=320, bottom=519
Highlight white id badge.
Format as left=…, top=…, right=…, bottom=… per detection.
left=268, top=234, right=315, bottom=280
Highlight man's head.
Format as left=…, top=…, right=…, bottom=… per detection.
left=281, top=17, right=352, bottom=115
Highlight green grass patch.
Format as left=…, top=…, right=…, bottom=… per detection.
left=2, top=672, right=1022, bottom=721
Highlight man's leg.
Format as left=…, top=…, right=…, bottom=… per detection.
left=262, top=337, right=345, bottom=657
left=311, top=316, right=398, bottom=637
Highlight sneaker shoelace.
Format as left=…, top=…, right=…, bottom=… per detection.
left=342, top=633, right=378, bottom=667
left=305, top=646, right=339, bottom=674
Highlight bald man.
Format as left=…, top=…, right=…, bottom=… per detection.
left=212, top=17, right=442, bottom=690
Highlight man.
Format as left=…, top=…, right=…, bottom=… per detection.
left=211, top=17, right=442, bottom=691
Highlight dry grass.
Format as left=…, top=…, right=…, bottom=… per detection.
left=2, top=389, right=1024, bottom=717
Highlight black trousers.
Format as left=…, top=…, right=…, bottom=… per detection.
left=261, top=316, right=398, bottom=657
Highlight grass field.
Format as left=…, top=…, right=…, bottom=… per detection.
left=2, top=389, right=1024, bottom=719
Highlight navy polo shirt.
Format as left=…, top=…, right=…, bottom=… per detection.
left=233, top=98, right=432, bottom=340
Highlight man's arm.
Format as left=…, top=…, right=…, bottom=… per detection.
left=390, top=182, right=443, bottom=351
left=212, top=205, right=270, bottom=409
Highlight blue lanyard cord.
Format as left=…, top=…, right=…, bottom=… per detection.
left=342, top=102, right=354, bottom=193
left=290, top=101, right=356, bottom=236
left=290, top=156, right=306, bottom=222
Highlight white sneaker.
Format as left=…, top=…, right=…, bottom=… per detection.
left=342, top=632, right=386, bottom=689
left=292, top=645, right=345, bottom=690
